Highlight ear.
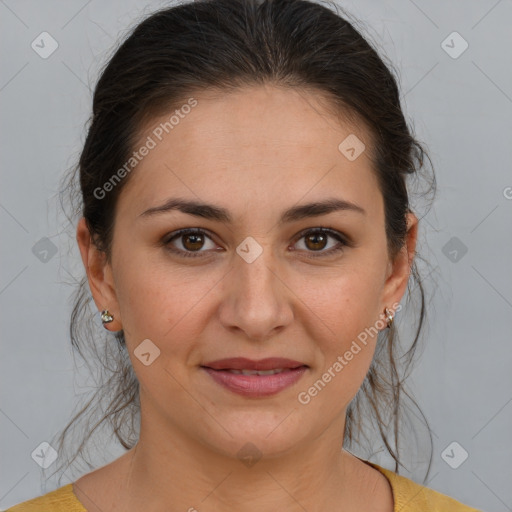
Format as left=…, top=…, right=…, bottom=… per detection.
left=76, top=217, right=122, bottom=331
left=379, top=212, right=418, bottom=317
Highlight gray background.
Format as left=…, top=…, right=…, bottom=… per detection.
left=1, top=1, right=511, bottom=510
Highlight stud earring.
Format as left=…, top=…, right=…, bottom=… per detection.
left=384, top=307, right=394, bottom=329
left=100, top=309, right=114, bottom=329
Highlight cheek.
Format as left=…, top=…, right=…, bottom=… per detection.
left=295, top=267, right=383, bottom=392
left=113, top=257, right=217, bottom=354
left=297, top=302, right=382, bottom=416
left=297, top=265, right=383, bottom=342
left=114, top=265, right=213, bottom=402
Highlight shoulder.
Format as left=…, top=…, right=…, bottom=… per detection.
left=4, top=483, right=86, bottom=512
left=367, top=461, right=482, bottom=512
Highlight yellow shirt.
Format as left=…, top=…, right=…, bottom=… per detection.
left=5, top=461, right=481, bottom=511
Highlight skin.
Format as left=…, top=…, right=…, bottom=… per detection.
left=75, top=84, right=418, bottom=512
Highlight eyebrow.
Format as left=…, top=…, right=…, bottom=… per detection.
left=138, top=197, right=366, bottom=224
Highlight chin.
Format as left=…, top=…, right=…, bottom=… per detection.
left=196, top=410, right=310, bottom=460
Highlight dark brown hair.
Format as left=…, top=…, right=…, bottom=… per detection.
left=52, top=0, right=436, bottom=486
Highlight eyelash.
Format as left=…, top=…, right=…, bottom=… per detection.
left=162, top=227, right=350, bottom=259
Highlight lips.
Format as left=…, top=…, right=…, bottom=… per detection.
left=201, top=357, right=307, bottom=372
left=200, top=357, right=309, bottom=397
left=200, top=357, right=308, bottom=397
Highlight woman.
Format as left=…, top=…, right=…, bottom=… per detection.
left=7, top=0, right=481, bottom=510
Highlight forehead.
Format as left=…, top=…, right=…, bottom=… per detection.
left=117, top=85, right=381, bottom=223
left=142, top=85, right=366, bottom=156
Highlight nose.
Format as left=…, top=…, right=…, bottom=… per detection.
left=217, top=244, right=294, bottom=342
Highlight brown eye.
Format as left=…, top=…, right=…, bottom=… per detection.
left=163, top=227, right=349, bottom=259
left=293, top=228, right=348, bottom=258
left=164, top=228, right=218, bottom=258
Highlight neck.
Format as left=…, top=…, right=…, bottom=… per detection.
left=114, top=409, right=372, bottom=511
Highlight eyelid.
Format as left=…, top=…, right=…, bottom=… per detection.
left=162, top=228, right=220, bottom=258
left=292, top=226, right=351, bottom=246
left=290, top=226, right=350, bottom=258
left=163, top=226, right=351, bottom=258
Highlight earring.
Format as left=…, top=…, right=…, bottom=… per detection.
left=100, top=309, right=114, bottom=329
left=384, top=307, right=394, bottom=329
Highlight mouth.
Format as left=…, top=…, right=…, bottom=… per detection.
left=214, top=368, right=298, bottom=376
left=200, top=358, right=309, bottom=397
left=201, top=357, right=308, bottom=371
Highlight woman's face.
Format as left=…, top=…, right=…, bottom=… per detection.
left=78, top=84, right=416, bottom=460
